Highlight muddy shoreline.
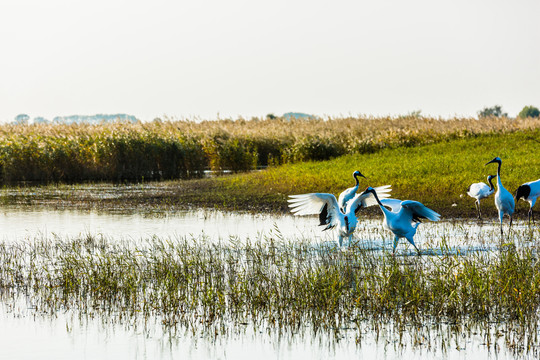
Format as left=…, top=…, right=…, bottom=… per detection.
left=0, top=180, right=531, bottom=221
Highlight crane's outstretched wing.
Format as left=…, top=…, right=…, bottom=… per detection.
left=348, top=185, right=392, bottom=214
left=400, top=200, right=441, bottom=223
left=288, top=193, right=340, bottom=231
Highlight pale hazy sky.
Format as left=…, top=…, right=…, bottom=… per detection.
left=1, top=0, right=539, bottom=122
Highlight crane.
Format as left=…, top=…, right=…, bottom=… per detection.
left=485, top=157, right=515, bottom=236
left=358, top=187, right=440, bottom=254
left=288, top=185, right=391, bottom=246
left=515, top=179, right=540, bottom=225
left=467, top=175, right=496, bottom=219
left=337, top=170, right=366, bottom=212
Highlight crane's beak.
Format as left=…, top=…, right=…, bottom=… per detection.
left=359, top=172, right=366, bottom=179
left=485, top=159, right=496, bottom=166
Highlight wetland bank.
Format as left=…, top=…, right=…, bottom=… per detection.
left=0, top=117, right=540, bottom=358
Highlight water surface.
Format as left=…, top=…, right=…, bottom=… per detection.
left=0, top=206, right=538, bottom=359
left=0, top=205, right=530, bottom=252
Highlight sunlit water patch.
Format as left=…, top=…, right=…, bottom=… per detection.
left=0, top=205, right=536, bottom=254
left=0, top=206, right=328, bottom=244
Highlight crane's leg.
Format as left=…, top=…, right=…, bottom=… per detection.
left=499, top=211, right=504, bottom=237
left=407, top=236, right=421, bottom=255
left=338, top=235, right=343, bottom=247
left=509, top=216, right=513, bottom=232
left=529, top=208, right=533, bottom=226
left=476, top=200, right=481, bottom=219
left=392, top=235, right=400, bottom=255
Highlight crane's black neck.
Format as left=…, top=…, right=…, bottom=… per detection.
left=369, top=188, right=383, bottom=207
left=496, top=161, right=501, bottom=178
left=354, top=172, right=366, bottom=186
left=487, top=176, right=495, bottom=191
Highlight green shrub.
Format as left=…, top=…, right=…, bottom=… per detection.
left=477, top=105, right=508, bottom=118
left=518, top=105, right=540, bottom=119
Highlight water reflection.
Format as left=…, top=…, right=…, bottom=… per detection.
left=0, top=206, right=326, bottom=243
left=0, top=302, right=526, bottom=360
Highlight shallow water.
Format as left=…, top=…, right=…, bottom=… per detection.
left=0, top=206, right=327, bottom=243
left=0, top=301, right=529, bottom=360
left=0, top=206, right=538, bottom=359
left=0, top=205, right=535, bottom=252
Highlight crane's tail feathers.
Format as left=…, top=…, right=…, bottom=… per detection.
left=401, top=200, right=441, bottom=222
left=419, top=207, right=441, bottom=222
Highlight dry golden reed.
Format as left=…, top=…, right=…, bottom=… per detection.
left=0, top=116, right=538, bottom=182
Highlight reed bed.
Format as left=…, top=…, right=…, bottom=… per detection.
left=0, top=126, right=538, bottom=217
left=0, top=116, right=538, bottom=182
left=0, top=233, right=538, bottom=354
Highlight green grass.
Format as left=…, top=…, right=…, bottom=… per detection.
left=0, top=231, right=539, bottom=353
left=214, top=129, right=540, bottom=217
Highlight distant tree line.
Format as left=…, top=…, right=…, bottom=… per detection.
left=478, top=105, right=540, bottom=119
left=12, top=114, right=138, bottom=125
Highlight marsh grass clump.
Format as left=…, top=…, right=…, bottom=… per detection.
left=0, top=234, right=539, bottom=354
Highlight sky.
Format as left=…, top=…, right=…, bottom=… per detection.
left=1, top=0, right=539, bottom=122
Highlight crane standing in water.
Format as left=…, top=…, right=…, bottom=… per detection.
left=358, top=187, right=440, bottom=255
left=485, top=157, right=515, bottom=236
